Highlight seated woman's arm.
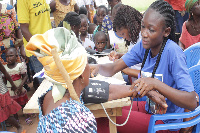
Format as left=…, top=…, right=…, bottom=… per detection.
left=90, top=58, right=127, bottom=77
left=122, top=68, right=140, bottom=78
left=108, top=84, right=167, bottom=112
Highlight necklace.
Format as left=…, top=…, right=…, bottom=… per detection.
left=191, top=22, right=199, bottom=32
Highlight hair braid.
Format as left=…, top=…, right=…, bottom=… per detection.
left=113, top=5, right=143, bottom=44
left=140, top=49, right=150, bottom=76
left=150, top=0, right=176, bottom=42
left=151, top=38, right=167, bottom=78
left=140, top=0, right=176, bottom=78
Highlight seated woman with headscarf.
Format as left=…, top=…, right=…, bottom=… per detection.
left=26, top=27, right=163, bottom=132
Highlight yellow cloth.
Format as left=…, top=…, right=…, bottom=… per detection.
left=17, top=0, right=52, bottom=57
left=26, top=27, right=87, bottom=102
left=53, top=0, right=76, bottom=27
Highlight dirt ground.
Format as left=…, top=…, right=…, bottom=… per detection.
left=0, top=83, right=38, bottom=133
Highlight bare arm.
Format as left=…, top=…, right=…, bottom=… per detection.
left=178, top=41, right=185, bottom=50
left=90, top=58, right=127, bottom=77
left=74, top=3, right=79, bottom=14
left=16, top=28, right=23, bottom=39
left=85, top=5, right=91, bottom=23
left=16, top=28, right=26, bottom=59
left=108, top=85, right=168, bottom=114
left=0, top=62, right=17, bottom=91
left=108, top=51, right=124, bottom=61
left=93, top=0, right=97, bottom=9
left=122, top=68, right=140, bottom=78
left=18, top=74, right=28, bottom=91
left=20, top=23, right=32, bottom=42
left=49, top=0, right=56, bottom=13
left=108, top=84, right=135, bottom=101
left=154, top=79, right=196, bottom=111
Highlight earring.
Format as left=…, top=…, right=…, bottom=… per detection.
left=81, top=77, right=84, bottom=84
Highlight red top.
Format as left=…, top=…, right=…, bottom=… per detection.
left=179, top=22, right=200, bottom=49
left=165, top=0, right=186, bottom=11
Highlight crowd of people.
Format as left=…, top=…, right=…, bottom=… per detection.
left=0, top=0, right=200, bottom=132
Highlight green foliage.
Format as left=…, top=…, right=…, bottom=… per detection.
left=122, top=0, right=156, bottom=12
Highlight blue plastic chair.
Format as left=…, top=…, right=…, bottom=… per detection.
left=1, top=121, right=7, bottom=131
left=148, top=64, right=200, bottom=133
left=184, top=42, right=200, bottom=68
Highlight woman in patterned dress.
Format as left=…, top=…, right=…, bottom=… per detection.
left=0, top=3, right=25, bottom=65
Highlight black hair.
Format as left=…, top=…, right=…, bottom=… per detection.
left=97, top=5, right=108, bottom=15
left=140, top=0, right=176, bottom=78
left=58, top=12, right=81, bottom=27
left=94, top=31, right=107, bottom=42
left=88, top=23, right=97, bottom=34
left=113, top=3, right=122, bottom=10
left=80, top=14, right=88, bottom=20
left=113, top=5, right=143, bottom=44
left=79, top=6, right=87, bottom=15
left=107, top=0, right=120, bottom=2
left=6, top=47, right=17, bottom=55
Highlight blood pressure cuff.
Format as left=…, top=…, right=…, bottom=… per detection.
left=82, top=79, right=109, bottom=104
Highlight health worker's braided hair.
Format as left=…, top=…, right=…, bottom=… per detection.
left=140, top=0, right=176, bottom=78
left=113, top=5, right=143, bottom=44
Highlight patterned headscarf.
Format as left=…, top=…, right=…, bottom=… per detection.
left=26, top=27, right=87, bottom=103
left=185, top=0, right=198, bottom=12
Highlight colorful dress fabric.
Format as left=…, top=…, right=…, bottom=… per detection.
left=0, top=4, right=21, bottom=65
left=0, top=72, right=21, bottom=122
left=37, top=87, right=97, bottom=133
left=4, top=62, right=28, bottom=106
left=101, top=15, right=112, bottom=35
left=53, top=0, right=76, bottom=27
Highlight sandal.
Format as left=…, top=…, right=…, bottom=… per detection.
left=25, top=118, right=33, bottom=125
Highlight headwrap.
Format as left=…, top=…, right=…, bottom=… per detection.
left=185, top=0, right=198, bottom=12
left=26, top=27, right=87, bottom=103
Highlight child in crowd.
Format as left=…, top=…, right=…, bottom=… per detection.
left=50, top=0, right=79, bottom=27
left=101, top=0, right=120, bottom=35
left=109, top=4, right=142, bottom=83
left=91, top=0, right=197, bottom=132
left=88, top=23, right=97, bottom=41
left=108, top=3, right=127, bottom=53
left=94, top=31, right=107, bottom=52
left=0, top=61, right=23, bottom=133
left=79, top=14, right=95, bottom=49
left=3, top=47, right=32, bottom=125
left=79, top=6, right=88, bottom=15
left=93, top=5, right=108, bottom=36
left=26, top=27, right=139, bottom=133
